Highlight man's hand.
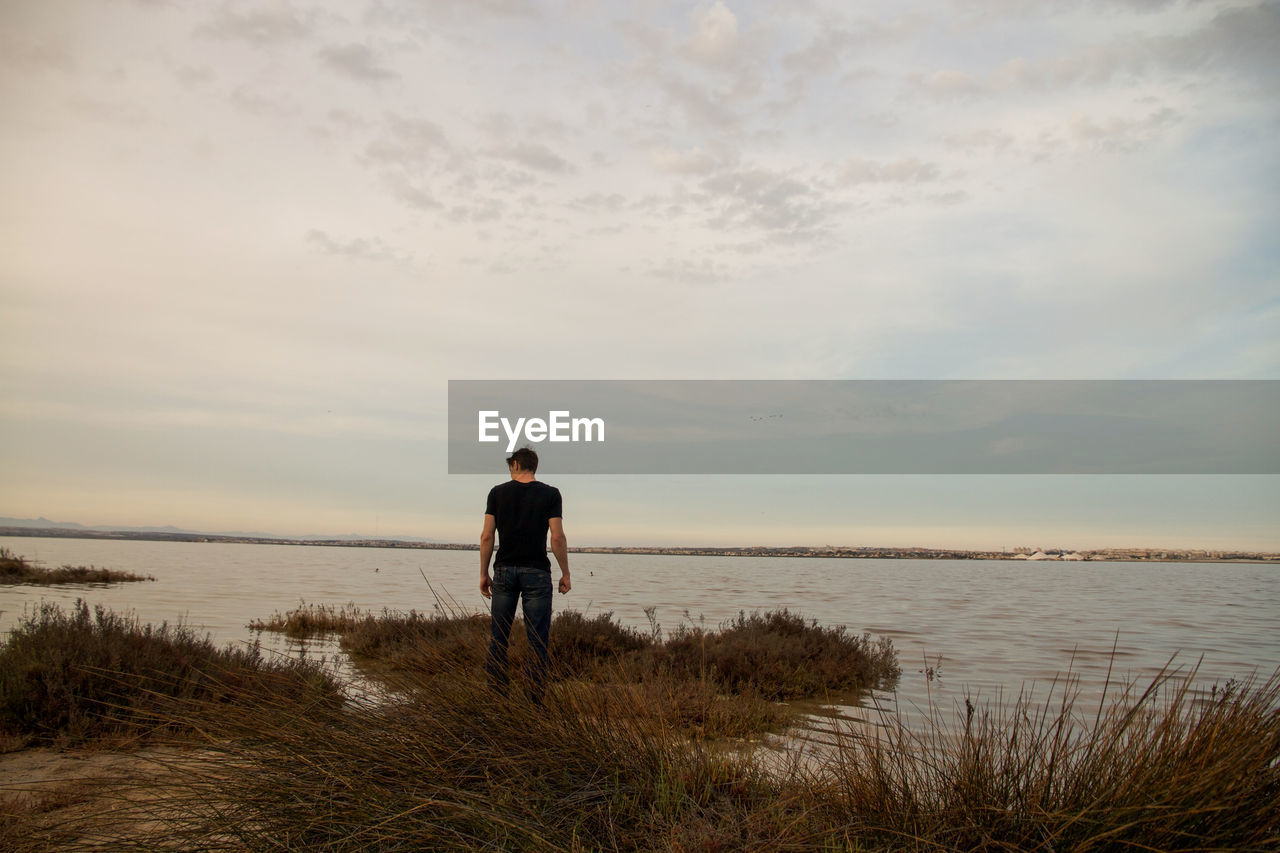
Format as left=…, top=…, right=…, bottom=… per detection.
left=480, top=572, right=492, bottom=599
left=558, top=573, right=571, bottom=594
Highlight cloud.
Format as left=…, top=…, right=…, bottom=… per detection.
left=382, top=178, right=444, bottom=211
left=448, top=198, right=505, bottom=223
left=487, top=141, right=573, bottom=174
left=229, top=83, right=297, bottom=117
left=700, top=167, right=837, bottom=241
left=944, top=128, right=1016, bottom=153
left=64, top=93, right=150, bottom=126
left=914, top=2, right=1280, bottom=100
left=1165, top=2, right=1280, bottom=84
left=364, top=115, right=452, bottom=166
left=571, top=192, right=627, bottom=213
left=0, top=31, right=75, bottom=72
left=648, top=256, right=732, bottom=284
left=911, top=69, right=986, bottom=99
left=684, top=1, right=740, bottom=67
left=660, top=75, right=745, bottom=129
left=319, top=43, right=398, bottom=83
left=832, top=157, right=942, bottom=186
left=197, top=1, right=317, bottom=46
left=782, top=27, right=852, bottom=77
left=306, top=229, right=410, bottom=264
left=1068, top=107, right=1180, bottom=153
left=648, top=143, right=720, bottom=175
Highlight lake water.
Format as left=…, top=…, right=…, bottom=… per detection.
left=3, top=536, right=1278, bottom=729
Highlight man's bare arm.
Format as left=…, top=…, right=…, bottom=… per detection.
left=479, top=514, right=496, bottom=599
left=549, top=517, right=570, bottom=594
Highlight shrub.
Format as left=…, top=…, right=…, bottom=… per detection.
left=0, top=600, right=342, bottom=746
left=656, top=609, right=902, bottom=699
left=0, top=548, right=152, bottom=586
left=62, top=656, right=1280, bottom=851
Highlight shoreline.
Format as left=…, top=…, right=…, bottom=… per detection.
left=3, top=526, right=1276, bottom=563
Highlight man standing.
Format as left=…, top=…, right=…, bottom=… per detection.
left=480, top=447, right=570, bottom=703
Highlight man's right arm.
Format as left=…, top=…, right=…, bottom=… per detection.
left=479, top=513, right=496, bottom=598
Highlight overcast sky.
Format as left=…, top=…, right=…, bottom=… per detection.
left=2, top=0, right=1277, bottom=550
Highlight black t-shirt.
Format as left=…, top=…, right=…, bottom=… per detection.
left=485, top=480, right=563, bottom=571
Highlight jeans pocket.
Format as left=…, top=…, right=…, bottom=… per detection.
left=492, top=566, right=516, bottom=594
left=519, top=567, right=553, bottom=597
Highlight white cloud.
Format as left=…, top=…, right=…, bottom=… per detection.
left=684, top=1, right=740, bottom=67
left=648, top=143, right=720, bottom=175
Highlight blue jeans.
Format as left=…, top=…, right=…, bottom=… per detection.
left=486, top=565, right=553, bottom=702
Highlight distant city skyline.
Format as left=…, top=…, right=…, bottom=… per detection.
left=2, top=1, right=1277, bottom=551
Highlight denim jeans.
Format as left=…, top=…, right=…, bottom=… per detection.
left=486, top=565, right=553, bottom=702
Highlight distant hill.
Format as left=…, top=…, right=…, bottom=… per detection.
left=0, top=516, right=439, bottom=543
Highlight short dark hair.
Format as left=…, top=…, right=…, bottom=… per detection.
left=506, top=447, right=539, bottom=473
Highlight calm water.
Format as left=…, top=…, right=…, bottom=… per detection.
left=3, top=536, right=1278, bottom=724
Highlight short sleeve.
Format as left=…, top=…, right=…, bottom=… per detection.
left=548, top=487, right=563, bottom=520
left=485, top=486, right=498, bottom=516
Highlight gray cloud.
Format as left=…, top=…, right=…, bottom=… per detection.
left=229, top=84, right=298, bottom=117
left=648, top=255, right=732, bottom=284
left=306, top=229, right=410, bottom=263
left=1069, top=107, right=1180, bottom=153
left=365, top=115, right=451, bottom=166
left=64, top=93, right=150, bottom=126
left=700, top=167, right=837, bottom=241
left=383, top=178, right=443, bottom=211
left=832, top=157, right=942, bottom=186
left=782, top=27, right=853, bottom=77
left=647, top=142, right=722, bottom=175
left=944, top=128, right=1016, bottom=153
left=915, top=2, right=1279, bottom=100
left=448, top=198, right=505, bottom=223
left=1165, top=2, right=1280, bottom=83
left=319, top=43, right=398, bottom=83
left=487, top=141, right=573, bottom=174
left=571, top=192, right=628, bottom=213
left=660, top=75, right=746, bottom=129
left=0, top=31, right=76, bottom=72
left=197, top=2, right=317, bottom=46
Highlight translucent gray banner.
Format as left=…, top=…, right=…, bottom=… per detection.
left=447, top=380, right=1279, bottom=474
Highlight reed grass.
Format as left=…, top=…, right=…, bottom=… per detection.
left=805, top=665, right=1280, bottom=850
left=254, top=602, right=902, bottom=701
left=0, top=548, right=152, bottom=586
left=0, top=600, right=342, bottom=748
left=4, top=601, right=1276, bottom=850
left=58, top=647, right=1280, bottom=851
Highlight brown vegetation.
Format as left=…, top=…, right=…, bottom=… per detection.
left=0, top=600, right=342, bottom=749
left=2, top=599, right=1277, bottom=851
left=0, top=548, right=153, bottom=586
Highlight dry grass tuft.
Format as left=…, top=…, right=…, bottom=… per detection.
left=0, top=548, right=153, bottom=586
left=4, top=599, right=1276, bottom=850
left=0, top=600, right=342, bottom=748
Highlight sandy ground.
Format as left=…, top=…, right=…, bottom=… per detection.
left=0, top=745, right=223, bottom=851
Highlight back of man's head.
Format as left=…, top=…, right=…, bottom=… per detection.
left=507, top=446, right=539, bottom=473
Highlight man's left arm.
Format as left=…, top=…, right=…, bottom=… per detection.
left=480, top=513, right=496, bottom=598
left=549, top=517, right=570, bottom=594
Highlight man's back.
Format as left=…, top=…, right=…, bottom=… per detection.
left=485, top=479, right=562, bottom=570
